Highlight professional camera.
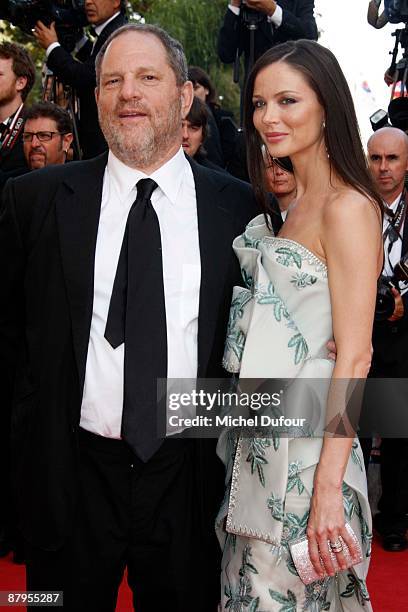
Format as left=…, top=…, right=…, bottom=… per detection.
left=386, top=0, right=408, bottom=23
left=0, top=0, right=87, bottom=52
left=240, top=0, right=266, bottom=24
left=375, top=253, right=408, bottom=320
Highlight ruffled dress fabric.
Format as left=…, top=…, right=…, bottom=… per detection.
left=217, top=215, right=373, bottom=611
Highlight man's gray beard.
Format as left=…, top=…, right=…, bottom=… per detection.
left=98, top=103, right=181, bottom=169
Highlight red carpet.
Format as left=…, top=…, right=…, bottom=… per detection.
left=0, top=535, right=407, bottom=610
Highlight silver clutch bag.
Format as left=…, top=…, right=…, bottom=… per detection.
left=288, top=523, right=363, bottom=585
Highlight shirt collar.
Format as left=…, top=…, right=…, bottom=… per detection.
left=387, top=192, right=404, bottom=213
left=107, top=147, right=187, bottom=205
left=94, top=11, right=120, bottom=36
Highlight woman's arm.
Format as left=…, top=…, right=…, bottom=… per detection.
left=306, top=191, right=382, bottom=577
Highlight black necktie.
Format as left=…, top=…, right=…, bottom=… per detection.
left=384, top=206, right=395, bottom=219
left=105, top=178, right=167, bottom=461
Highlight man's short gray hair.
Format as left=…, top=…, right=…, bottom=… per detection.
left=95, top=24, right=188, bottom=87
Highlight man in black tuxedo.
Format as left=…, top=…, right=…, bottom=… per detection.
left=0, top=41, right=35, bottom=563
left=0, top=42, right=35, bottom=197
left=218, top=0, right=318, bottom=81
left=0, top=23, right=282, bottom=612
left=366, top=126, right=408, bottom=552
left=34, top=0, right=127, bottom=159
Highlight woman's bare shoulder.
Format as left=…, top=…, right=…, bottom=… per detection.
left=322, top=187, right=381, bottom=229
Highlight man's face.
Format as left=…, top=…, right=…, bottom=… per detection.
left=84, top=0, right=120, bottom=25
left=368, top=131, right=408, bottom=202
left=181, top=119, right=203, bottom=157
left=23, top=117, right=72, bottom=169
left=96, top=31, right=193, bottom=171
left=0, top=57, right=24, bottom=109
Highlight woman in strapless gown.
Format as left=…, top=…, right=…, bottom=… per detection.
left=217, top=40, right=383, bottom=611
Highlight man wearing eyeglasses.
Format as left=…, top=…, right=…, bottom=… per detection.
left=23, top=102, right=73, bottom=170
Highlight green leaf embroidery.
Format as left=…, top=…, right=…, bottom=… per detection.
left=267, top=492, right=284, bottom=522
left=290, top=272, right=317, bottom=290
left=269, top=588, right=297, bottom=612
left=275, top=247, right=303, bottom=269
left=340, top=573, right=370, bottom=604
left=288, top=333, right=309, bottom=364
left=351, top=441, right=363, bottom=472
left=246, top=438, right=271, bottom=487
left=255, top=283, right=289, bottom=322
left=342, top=482, right=358, bottom=521
left=242, top=267, right=253, bottom=290
left=286, top=461, right=305, bottom=495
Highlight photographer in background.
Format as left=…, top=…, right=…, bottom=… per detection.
left=23, top=102, right=73, bottom=170
left=218, top=0, right=318, bottom=82
left=0, top=42, right=36, bottom=196
left=34, top=0, right=127, bottom=159
left=367, top=126, right=408, bottom=552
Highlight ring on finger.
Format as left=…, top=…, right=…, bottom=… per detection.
left=329, top=538, right=343, bottom=553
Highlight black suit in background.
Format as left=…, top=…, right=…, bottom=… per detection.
left=0, top=108, right=29, bottom=561
left=46, top=12, right=128, bottom=159
left=0, top=153, right=282, bottom=611
left=368, top=217, right=408, bottom=537
left=218, top=0, right=318, bottom=80
left=0, top=118, right=29, bottom=198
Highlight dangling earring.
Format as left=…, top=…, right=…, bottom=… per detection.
left=322, top=120, right=329, bottom=159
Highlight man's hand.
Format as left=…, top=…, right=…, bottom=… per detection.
left=388, top=287, right=404, bottom=321
left=326, top=340, right=337, bottom=361
left=243, top=0, right=277, bottom=16
left=34, top=21, right=58, bottom=50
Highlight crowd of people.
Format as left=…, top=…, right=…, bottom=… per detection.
left=0, top=1, right=407, bottom=611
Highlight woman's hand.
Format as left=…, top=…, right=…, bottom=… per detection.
left=306, top=480, right=357, bottom=577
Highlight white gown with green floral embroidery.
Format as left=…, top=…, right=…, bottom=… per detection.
left=216, top=215, right=373, bottom=611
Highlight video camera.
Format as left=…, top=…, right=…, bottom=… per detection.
left=376, top=254, right=408, bottom=320
left=386, top=0, right=408, bottom=23
left=0, top=0, right=87, bottom=52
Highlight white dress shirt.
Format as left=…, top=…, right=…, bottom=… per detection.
left=46, top=11, right=121, bottom=57
left=383, top=193, right=408, bottom=296
left=228, top=2, right=283, bottom=27
left=80, top=148, right=201, bottom=438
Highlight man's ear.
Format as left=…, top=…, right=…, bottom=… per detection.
left=95, top=86, right=99, bottom=105
left=180, top=81, right=194, bottom=120
left=63, top=132, right=74, bottom=152
left=15, top=75, right=27, bottom=96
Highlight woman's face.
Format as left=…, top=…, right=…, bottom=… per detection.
left=193, top=82, right=209, bottom=103
left=265, top=160, right=297, bottom=196
left=252, top=61, right=325, bottom=160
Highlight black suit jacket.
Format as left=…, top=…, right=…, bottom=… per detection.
left=0, top=152, right=282, bottom=551
left=47, top=13, right=128, bottom=159
left=0, top=127, right=29, bottom=199
left=218, top=1, right=318, bottom=78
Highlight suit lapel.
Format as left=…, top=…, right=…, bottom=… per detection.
left=188, top=159, right=236, bottom=377
left=92, top=13, right=128, bottom=58
left=56, top=153, right=108, bottom=393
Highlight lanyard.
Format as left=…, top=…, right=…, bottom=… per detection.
left=383, top=189, right=408, bottom=273
left=0, top=104, right=25, bottom=154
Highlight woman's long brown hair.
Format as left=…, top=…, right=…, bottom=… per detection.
left=244, top=40, right=383, bottom=217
